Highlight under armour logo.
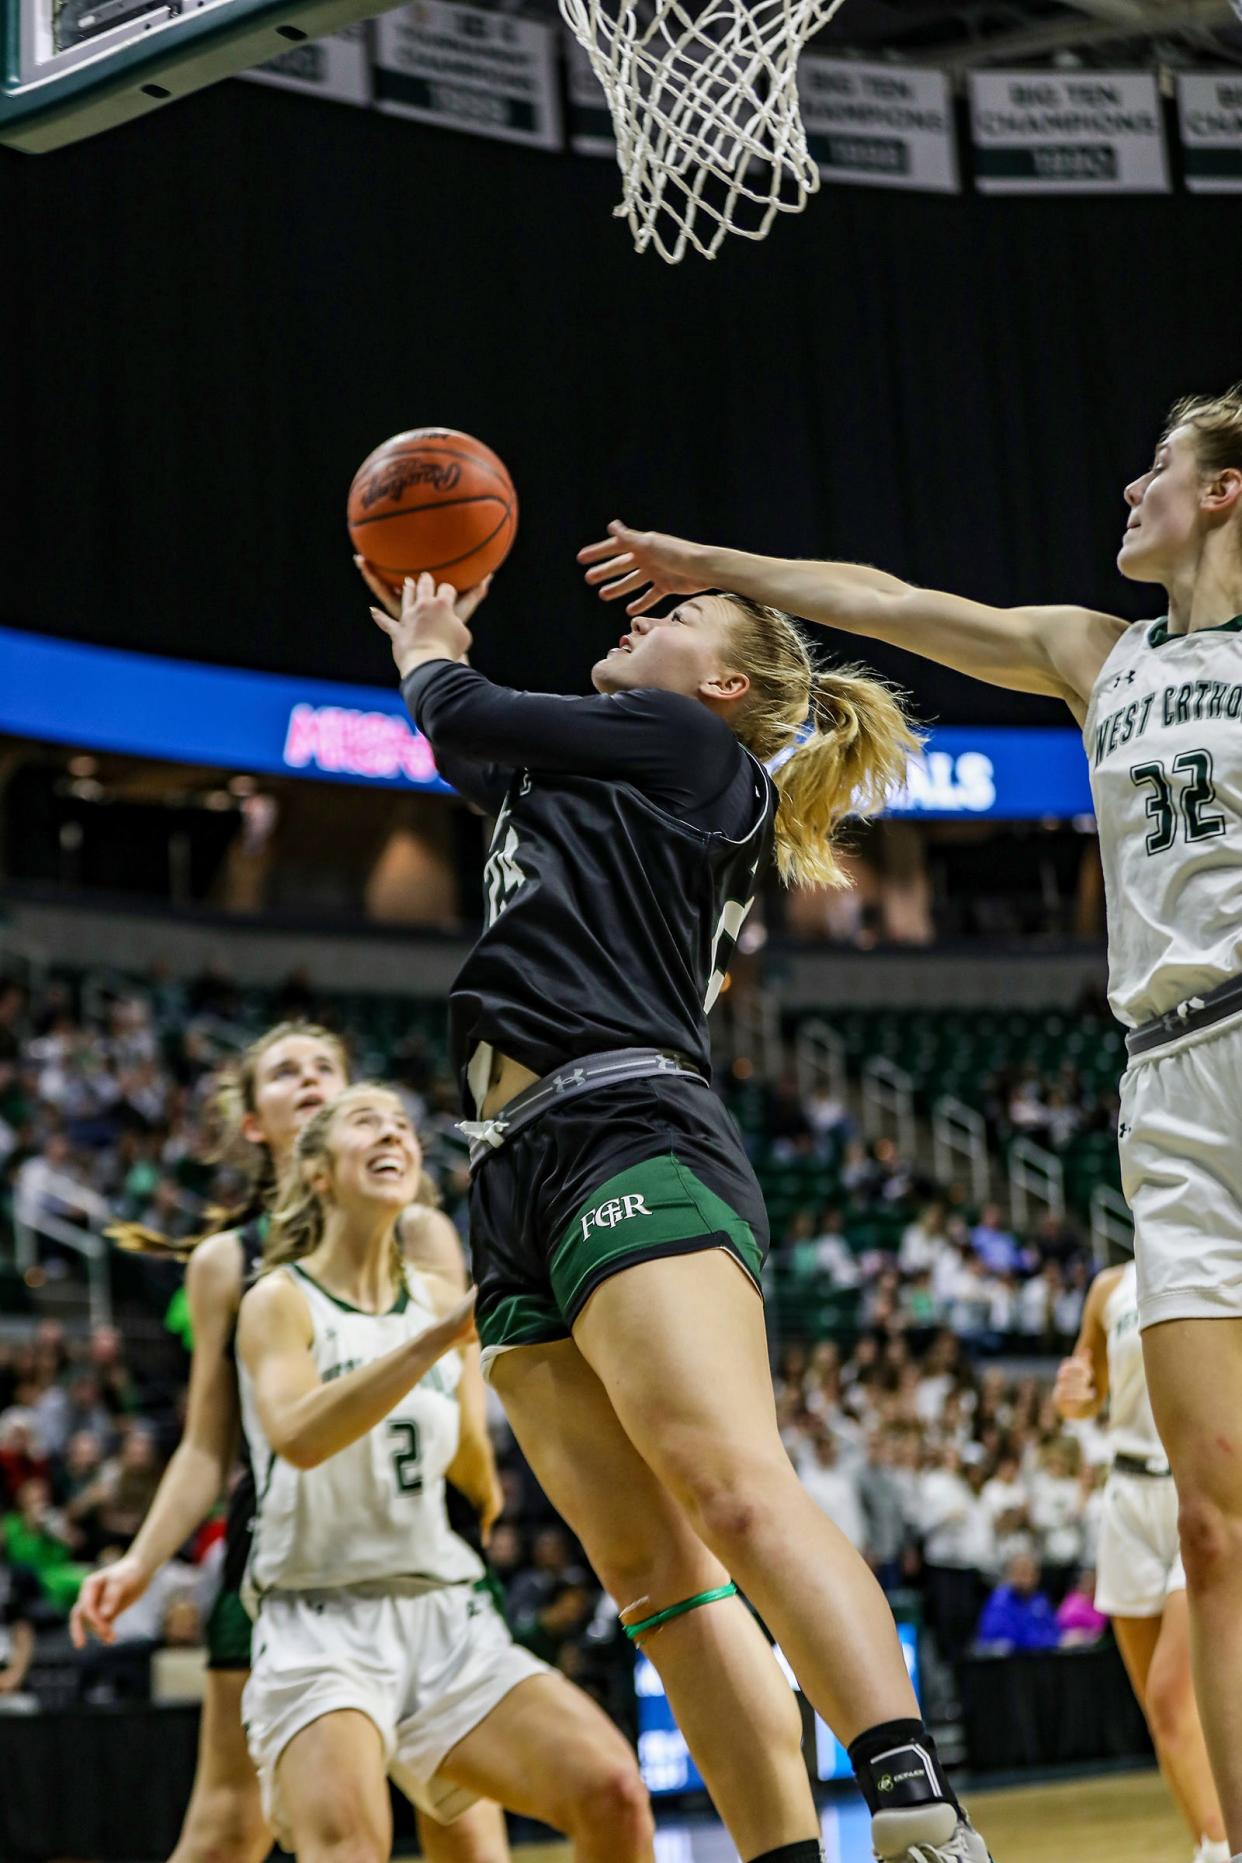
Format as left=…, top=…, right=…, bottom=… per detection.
left=553, top=1069, right=585, bottom=1093
left=1110, top=668, right=1137, bottom=689
left=1118, top=1120, right=1132, bottom=1139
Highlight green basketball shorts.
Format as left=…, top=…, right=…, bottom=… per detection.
left=206, top=1584, right=253, bottom=1671
left=467, top=1072, right=767, bottom=1374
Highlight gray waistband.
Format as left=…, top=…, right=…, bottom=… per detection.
left=1127, top=972, right=1242, bottom=1058
left=459, top=1047, right=708, bottom=1170
left=258, top=1573, right=476, bottom=1608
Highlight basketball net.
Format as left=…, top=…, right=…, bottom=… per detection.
left=560, top=0, right=850, bottom=263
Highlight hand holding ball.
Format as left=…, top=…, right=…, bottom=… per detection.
left=347, top=427, right=518, bottom=593
left=366, top=569, right=484, bottom=680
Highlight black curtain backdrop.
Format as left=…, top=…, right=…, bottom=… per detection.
left=2, top=81, right=1240, bottom=724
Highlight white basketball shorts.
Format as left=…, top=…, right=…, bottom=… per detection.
left=243, top=1581, right=547, bottom=1846
left=1094, top=1471, right=1185, bottom=1618
left=1118, top=1010, right=1242, bottom=1330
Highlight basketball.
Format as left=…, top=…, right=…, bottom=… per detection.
left=347, top=427, right=518, bottom=593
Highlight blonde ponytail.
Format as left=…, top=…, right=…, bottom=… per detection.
left=720, top=596, right=922, bottom=889
left=263, top=1097, right=335, bottom=1271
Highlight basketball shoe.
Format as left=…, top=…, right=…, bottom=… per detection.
left=871, top=1801, right=995, bottom=1862
left=1191, top=1839, right=1230, bottom=1863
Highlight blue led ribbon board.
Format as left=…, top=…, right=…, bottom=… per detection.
left=0, top=625, right=1094, bottom=818
left=0, top=625, right=452, bottom=793
left=0, top=0, right=380, bottom=150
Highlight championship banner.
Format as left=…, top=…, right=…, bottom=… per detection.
left=565, top=32, right=613, bottom=157
left=243, top=23, right=371, bottom=105
left=969, top=71, right=1169, bottom=193
left=798, top=56, right=959, bottom=193
left=375, top=0, right=562, bottom=151
left=1178, top=73, right=1242, bottom=193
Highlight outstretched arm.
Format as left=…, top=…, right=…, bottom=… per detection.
left=376, top=572, right=733, bottom=802
left=71, top=1231, right=243, bottom=1646
left=580, top=523, right=1128, bottom=719
left=359, top=559, right=511, bottom=813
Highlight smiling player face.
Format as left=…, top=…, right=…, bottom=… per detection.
left=590, top=594, right=742, bottom=701
left=318, top=1087, right=423, bottom=1216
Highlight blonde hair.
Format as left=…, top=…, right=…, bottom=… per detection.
left=1164, top=382, right=1242, bottom=479
left=109, top=1020, right=348, bottom=1260
left=718, top=594, right=922, bottom=889
left=264, top=1083, right=413, bottom=1301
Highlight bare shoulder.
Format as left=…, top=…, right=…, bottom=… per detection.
left=185, top=1229, right=246, bottom=1316
left=236, top=1268, right=311, bottom=1357
left=399, top=1204, right=467, bottom=1291
left=1026, top=606, right=1131, bottom=712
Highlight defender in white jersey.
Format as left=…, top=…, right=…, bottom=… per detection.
left=584, top=381, right=1242, bottom=1852
left=1056, top=1263, right=1227, bottom=1863
left=237, top=1083, right=653, bottom=1863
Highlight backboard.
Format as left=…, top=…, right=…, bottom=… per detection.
left=1, top=0, right=383, bottom=150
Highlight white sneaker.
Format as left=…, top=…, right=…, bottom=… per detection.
left=1191, top=1839, right=1231, bottom=1863
left=871, top=1804, right=995, bottom=1861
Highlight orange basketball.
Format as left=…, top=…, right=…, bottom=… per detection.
left=347, top=427, right=518, bottom=593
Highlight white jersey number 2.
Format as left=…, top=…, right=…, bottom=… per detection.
left=387, top=1419, right=424, bottom=1495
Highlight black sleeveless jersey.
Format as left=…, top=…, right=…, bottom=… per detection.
left=224, top=1213, right=269, bottom=1363
left=222, top=1213, right=268, bottom=1590
left=402, top=662, right=777, bottom=1113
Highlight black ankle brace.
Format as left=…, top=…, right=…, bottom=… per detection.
left=847, top=1718, right=961, bottom=1820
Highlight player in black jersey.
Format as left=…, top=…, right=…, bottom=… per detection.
left=72, top=1023, right=510, bottom=1863
left=368, top=562, right=994, bottom=1863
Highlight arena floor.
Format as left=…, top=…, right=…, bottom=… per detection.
left=514, top=1767, right=1188, bottom=1861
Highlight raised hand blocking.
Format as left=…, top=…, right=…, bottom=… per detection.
left=578, top=520, right=712, bottom=617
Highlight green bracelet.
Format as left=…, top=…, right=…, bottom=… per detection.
left=622, top=1581, right=738, bottom=1641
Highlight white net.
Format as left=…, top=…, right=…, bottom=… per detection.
left=560, top=0, right=850, bottom=263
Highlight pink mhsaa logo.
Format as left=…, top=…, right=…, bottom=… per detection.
left=283, top=704, right=440, bottom=784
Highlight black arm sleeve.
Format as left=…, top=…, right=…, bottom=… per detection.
left=432, top=745, right=513, bottom=816
left=401, top=660, right=743, bottom=819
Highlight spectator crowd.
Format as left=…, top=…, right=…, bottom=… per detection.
left=0, top=960, right=1120, bottom=1717
left=776, top=1328, right=1113, bottom=1667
